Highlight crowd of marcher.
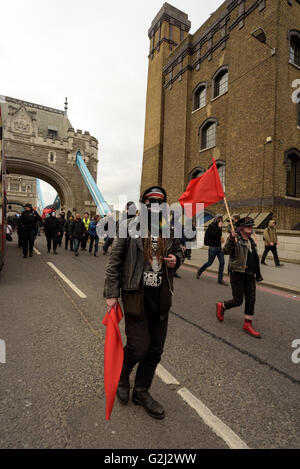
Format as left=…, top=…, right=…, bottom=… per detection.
left=7, top=189, right=285, bottom=422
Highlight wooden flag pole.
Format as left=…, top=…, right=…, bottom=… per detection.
left=223, top=196, right=235, bottom=233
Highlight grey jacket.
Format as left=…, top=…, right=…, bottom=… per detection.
left=223, top=234, right=263, bottom=281
left=103, top=217, right=184, bottom=316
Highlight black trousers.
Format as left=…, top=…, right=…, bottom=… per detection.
left=123, top=308, right=169, bottom=390
left=22, top=229, right=35, bottom=256
left=57, top=233, right=64, bottom=246
left=46, top=233, right=58, bottom=252
left=261, top=244, right=280, bottom=266
left=81, top=233, right=89, bottom=249
left=224, top=271, right=256, bottom=316
left=65, top=234, right=73, bottom=251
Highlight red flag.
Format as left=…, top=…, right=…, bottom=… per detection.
left=102, top=303, right=124, bottom=420
left=179, top=158, right=225, bottom=217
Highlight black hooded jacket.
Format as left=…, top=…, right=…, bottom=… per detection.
left=204, top=218, right=223, bottom=248
left=20, top=209, right=42, bottom=230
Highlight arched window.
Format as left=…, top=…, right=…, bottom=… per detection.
left=216, top=161, right=226, bottom=192
left=189, top=167, right=205, bottom=181
left=213, top=67, right=228, bottom=98
left=200, top=118, right=217, bottom=150
left=286, top=151, right=300, bottom=198
left=290, top=32, right=300, bottom=67
left=193, top=84, right=207, bottom=111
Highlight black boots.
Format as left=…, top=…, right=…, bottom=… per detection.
left=132, top=364, right=165, bottom=420
left=132, top=390, right=165, bottom=420
left=117, top=364, right=132, bottom=405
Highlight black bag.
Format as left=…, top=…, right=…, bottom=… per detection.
left=6, top=233, right=12, bottom=242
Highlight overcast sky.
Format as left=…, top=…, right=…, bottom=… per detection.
left=1, top=0, right=224, bottom=210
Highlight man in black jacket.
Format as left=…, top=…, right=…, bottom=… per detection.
left=196, top=214, right=227, bottom=285
left=64, top=215, right=74, bottom=251
left=44, top=211, right=60, bottom=254
left=71, top=213, right=86, bottom=257
left=57, top=212, right=66, bottom=247
left=20, top=204, right=42, bottom=258
left=104, top=187, right=183, bottom=420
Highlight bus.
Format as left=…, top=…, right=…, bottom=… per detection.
left=0, top=104, right=7, bottom=271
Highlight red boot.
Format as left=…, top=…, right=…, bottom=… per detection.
left=216, top=303, right=225, bottom=322
left=243, top=320, right=261, bottom=338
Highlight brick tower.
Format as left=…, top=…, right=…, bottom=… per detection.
left=141, top=3, right=191, bottom=192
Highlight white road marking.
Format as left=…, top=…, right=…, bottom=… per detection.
left=33, top=247, right=41, bottom=255
left=155, top=364, right=180, bottom=385
left=47, top=262, right=87, bottom=299
left=177, top=388, right=250, bottom=450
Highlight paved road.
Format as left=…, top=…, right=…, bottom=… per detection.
left=0, top=237, right=299, bottom=449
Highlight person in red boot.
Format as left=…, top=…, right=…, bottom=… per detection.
left=216, top=217, right=263, bottom=338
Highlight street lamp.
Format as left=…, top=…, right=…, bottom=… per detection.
left=251, top=28, right=276, bottom=56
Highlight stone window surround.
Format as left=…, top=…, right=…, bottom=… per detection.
left=199, top=117, right=218, bottom=151
left=285, top=148, right=300, bottom=198
left=288, top=29, right=300, bottom=67
left=212, top=66, right=229, bottom=99
left=192, top=82, right=208, bottom=112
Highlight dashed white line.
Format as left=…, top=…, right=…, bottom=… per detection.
left=155, top=364, right=180, bottom=385
left=47, top=262, right=87, bottom=299
left=177, top=387, right=250, bottom=450
left=33, top=247, right=41, bottom=256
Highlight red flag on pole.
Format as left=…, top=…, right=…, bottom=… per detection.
left=179, top=158, right=225, bottom=217
left=102, top=303, right=124, bottom=420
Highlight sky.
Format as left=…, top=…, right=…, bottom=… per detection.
left=1, top=0, right=224, bottom=209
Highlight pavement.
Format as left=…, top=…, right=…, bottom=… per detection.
left=184, top=247, right=300, bottom=295
left=0, top=236, right=300, bottom=449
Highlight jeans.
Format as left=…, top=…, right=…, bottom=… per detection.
left=22, top=228, right=35, bottom=256
left=89, top=235, right=99, bottom=254
left=261, top=244, right=280, bottom=266
left=198, top=246, right=225, bottom=282
left=224, top=271, right=256, bottom=316
left=73, top=238, right=80, bottom=254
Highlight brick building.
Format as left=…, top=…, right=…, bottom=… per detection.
left=141, top=0, right=300, bottom=229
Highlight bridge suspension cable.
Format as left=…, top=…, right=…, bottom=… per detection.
left=76, top=151, right=110, bottom=216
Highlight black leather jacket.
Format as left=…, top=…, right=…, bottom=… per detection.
left=223, top=234, right=263, bottom=281
left=104, top=217, right=184, bottom=318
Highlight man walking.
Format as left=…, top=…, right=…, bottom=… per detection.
left=88, top=215, right=101, bottom=257
left=64, top=214, right=74, bottom=251
left=20, top=204, right=42, bottom=258
left=44, top=211, right=60, bottom=254
left=196, top=214, right=227, bottom=285
left=81, top=212, right=90, bottom=251
left=216, top=217, right=263, bottom=338
left=71, top=213, right=86, bottom=257
left=57, top=212, right=66, bottom=247
left=261, top=220, right=282, bottom=267
left=104, top=186, right=183, bottom=420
